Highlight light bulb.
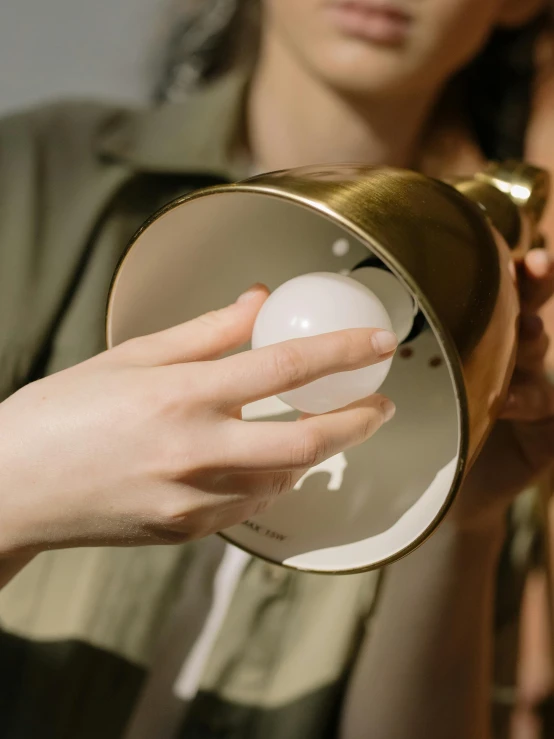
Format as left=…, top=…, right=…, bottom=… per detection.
left=252, top=271, right=414, bottom=415
left=352, top=267, right=416, bottom=344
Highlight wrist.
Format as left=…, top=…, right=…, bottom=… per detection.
left=0, top=393, right=53, bottom=560
left=0, top=496, right=43, bottom=560
left=0, top=448, right=43, bottom=561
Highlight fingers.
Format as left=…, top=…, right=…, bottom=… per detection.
left=217, top=394, right=395, bottom=471
left=516, top=315, right=549, bottom=373
left=213, top=470, right=303, bottom=503
left=500, top=380, right=554, bottom=422
left=505, top=304, right=553, bottom=422
left=118, top=284, right=269, bottom=365
left=211, top=328, right=398, bottom=408
left=519, top=249, right=554, bottom=313
left=175, top=470, right=306, bottom=536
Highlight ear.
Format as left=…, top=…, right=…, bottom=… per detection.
left=498, top=0, right=548, bottom=28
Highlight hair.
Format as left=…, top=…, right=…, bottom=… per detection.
left=465, top=13, right=552, bottom=159
left=154, top=0, right=258, bottom=104
left=155, top=0, right=553, bottom=161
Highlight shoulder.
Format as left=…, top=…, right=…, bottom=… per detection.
left=0, top=98, right=138, bottom=184
left=0, top=98, right=145, bottom=226
left=0, top=97, right=132, bottom=146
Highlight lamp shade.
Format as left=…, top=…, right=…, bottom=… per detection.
left=106, top=162, right=549, bottom=573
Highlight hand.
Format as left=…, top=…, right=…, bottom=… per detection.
left=452, top=249, right=554, bottom=530
left=0, top=285, right=396, bottom=556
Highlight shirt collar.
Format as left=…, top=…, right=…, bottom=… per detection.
left=95, top=68, right=250, bottom=180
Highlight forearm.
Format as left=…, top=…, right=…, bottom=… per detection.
left=340, top=519, right=505, bottom=739
left=0, top=434, right=35, bottom=588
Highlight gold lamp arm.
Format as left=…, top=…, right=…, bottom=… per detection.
left=450, top=161, right=550, bottom=258
left=477, top=161, right=550, bottom=230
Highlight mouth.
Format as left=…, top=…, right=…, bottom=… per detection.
left=323, top=1, right=413, bottom=46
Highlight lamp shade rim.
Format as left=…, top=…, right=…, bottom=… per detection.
left=105, top=176, right=471, bottom=574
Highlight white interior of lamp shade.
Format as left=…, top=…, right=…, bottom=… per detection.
left=107, top=191, right=462, bottom=573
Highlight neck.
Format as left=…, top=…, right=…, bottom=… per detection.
left=246, top=33, right=441, bottom=173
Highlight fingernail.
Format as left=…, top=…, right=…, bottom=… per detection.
left=372, top=330, right=398, bottom=356
left=237, top=284, right=265, bottom=304
left=381, top=398, right=396, bottom=422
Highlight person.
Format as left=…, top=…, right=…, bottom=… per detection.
left=0, top=0, right=553, bottom=737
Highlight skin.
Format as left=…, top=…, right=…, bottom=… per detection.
left=0, top=286, right=396, bottom=569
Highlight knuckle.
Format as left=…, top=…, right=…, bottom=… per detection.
left=197, top=309, right=229, bottom=333
left=271, top=471, right=295, bottom=497
left=153, top=368, right=205, bottom=416
left=152, top=507, right=214, bottom=544
left=154, top=489, right=214, bottom=538
left=156, top=495, right=184, bottom=523
left=272, top=343, right=309, bottom=388
left=152, top=526, right=194, bottom=546
left=144, top=427, right=200, bottom=481
left=357, top=407, right=381, bottom=441
left=144, top=383, right=183, bottom=422
left=251, top=496, right=272, bottom=517
left=161, top=445, right=195, bottom=481
left=115, top=335, right=148, bottom=361
left=292, top=427, right=327, bottom=468
left=142, top=494, right=193, bottom=539
left=254, top=472, right=294, bottom=509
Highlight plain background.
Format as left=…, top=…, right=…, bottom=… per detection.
left=0, top=0, right=170, bottom=115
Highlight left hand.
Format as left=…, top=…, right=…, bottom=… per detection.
left=451, top=248, right=554, bottom=530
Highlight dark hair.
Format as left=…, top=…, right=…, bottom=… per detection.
left=154, top=0, right=258, bottom=104
left=465, top=13, right=551, bottom=160
left=156, top=1, right=551, bottom=161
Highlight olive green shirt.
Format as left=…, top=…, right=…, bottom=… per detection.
left=0, top=72, right=536, bottom=739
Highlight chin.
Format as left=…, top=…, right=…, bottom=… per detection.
left=314, top=53, right=423, bottom=98
left=300, top=35, right=423, bottom=91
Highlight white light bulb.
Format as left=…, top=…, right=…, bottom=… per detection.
left=352, top=267, right=416, bottom=344
left=252, top=271, right=413, bottom=415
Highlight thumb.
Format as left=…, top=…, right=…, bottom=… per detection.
left=119, top=284, right=269, bottom=365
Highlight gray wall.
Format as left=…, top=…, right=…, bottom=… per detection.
left=0, top=0, right=170, bottom=115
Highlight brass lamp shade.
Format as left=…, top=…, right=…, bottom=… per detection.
left=106, top=162, right=549, bottom=574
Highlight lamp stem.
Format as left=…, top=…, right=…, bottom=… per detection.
left=451, top=161, right=550, bottom=258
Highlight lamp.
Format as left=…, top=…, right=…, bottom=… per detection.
left=106, top=161, right=549, bottom=574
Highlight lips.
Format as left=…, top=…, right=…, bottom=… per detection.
left=324, top=0, right=412, bottom=45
